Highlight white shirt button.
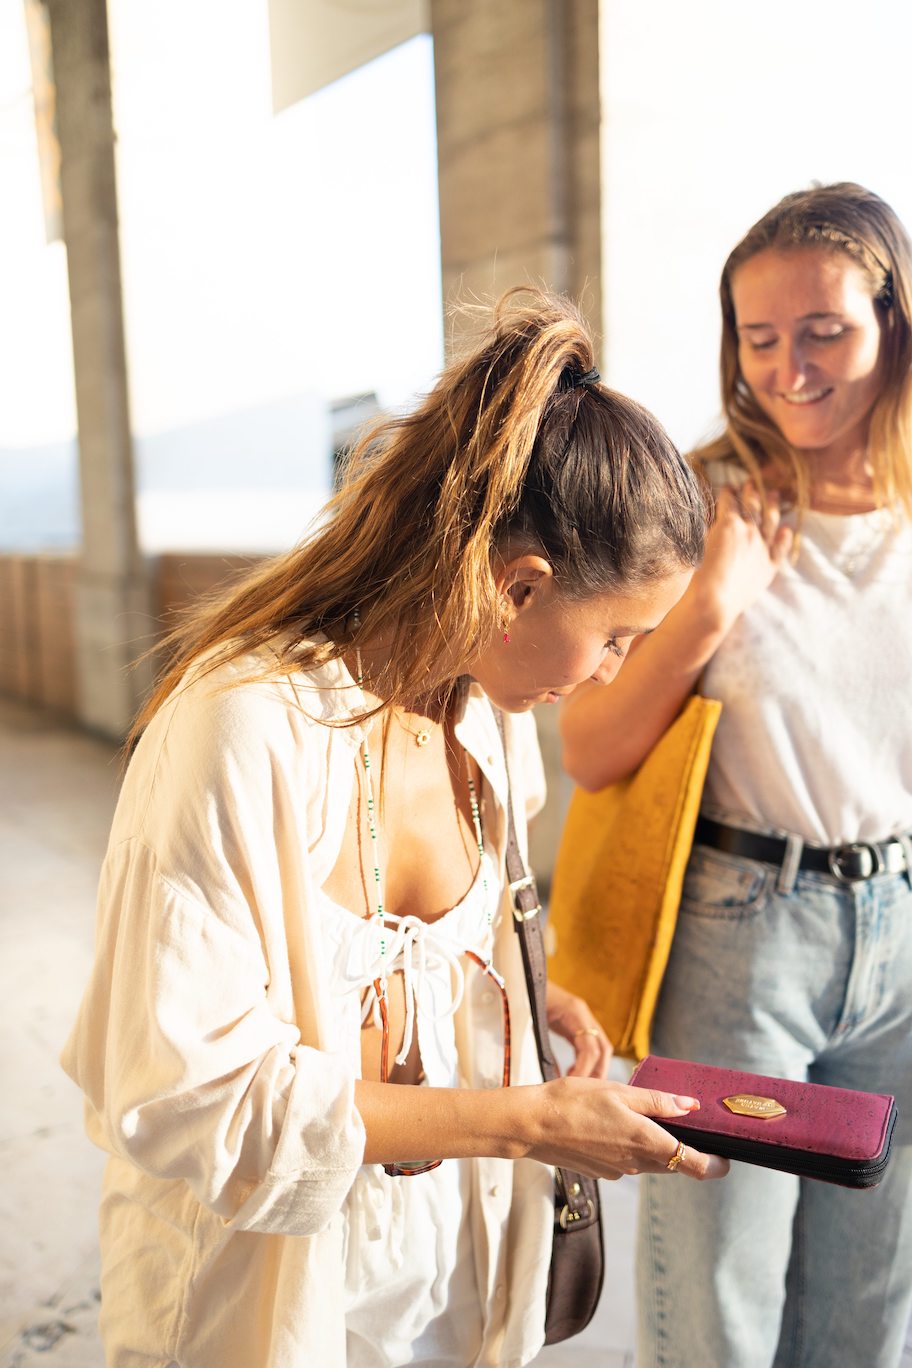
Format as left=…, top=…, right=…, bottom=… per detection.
left=494, top=1283, right=506, bottom=1300
left=481, top=990, right=495, bottom=1005
left=489, top=1185, right=500, bottom=1198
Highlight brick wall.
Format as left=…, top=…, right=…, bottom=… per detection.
left=0, top=551, right=265, bottom=722
left=0, top=554, right=79, bottom=715
left=154, top=552, right=265, bottom=625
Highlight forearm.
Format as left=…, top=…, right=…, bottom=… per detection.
left=355, top=1078, right=540, bottom=1165
left=356, top=1075, right=728, bottom=1182
left=560, top=583, right=729, bottom=790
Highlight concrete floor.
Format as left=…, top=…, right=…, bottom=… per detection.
left=3, top=695, right=909, bottom=1368
left=1, top=698, right=114, bottom=1368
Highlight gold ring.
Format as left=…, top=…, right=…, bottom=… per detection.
left=573, top=1028, right=601, bottom=1039
left=666, top=1140, right=686, bottom=1173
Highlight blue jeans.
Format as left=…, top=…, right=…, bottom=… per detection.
left=636, top=842, right=912, bottom=1368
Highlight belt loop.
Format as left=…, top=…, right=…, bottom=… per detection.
left=899, top=834, right=912, bottom=889
left=777, top=833, right=803, bottom=895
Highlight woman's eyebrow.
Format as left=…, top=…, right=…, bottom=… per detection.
left=738, top=311, right=844, bottom=330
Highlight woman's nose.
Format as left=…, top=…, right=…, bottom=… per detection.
left=777, top=338, right=809, bottom=392
left=590, top=657, right=623, bottom=687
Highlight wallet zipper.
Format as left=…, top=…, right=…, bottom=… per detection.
left=666, top=1123, right=893, bottom=1188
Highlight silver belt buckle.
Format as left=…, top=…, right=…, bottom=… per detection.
left=827, top=842, right=884, bottom=883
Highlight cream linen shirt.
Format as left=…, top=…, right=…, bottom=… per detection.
left=61, top=647, right=555, bottom=1368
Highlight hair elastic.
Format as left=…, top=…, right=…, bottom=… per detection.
left=572, top=366, right=601, bottom=388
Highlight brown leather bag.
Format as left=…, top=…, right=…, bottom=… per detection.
left=497, top=713, right=604, bottom=1344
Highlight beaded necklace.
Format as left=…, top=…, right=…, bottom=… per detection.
left=354, top=647, right=490, bottom=994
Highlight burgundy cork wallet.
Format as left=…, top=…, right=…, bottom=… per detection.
left=629, top=1055, right=898, bottom=1189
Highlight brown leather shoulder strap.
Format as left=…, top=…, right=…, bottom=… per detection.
left=494, top=709, right=558, bottom=1082
left=494, top=709, right=596, bottom=1228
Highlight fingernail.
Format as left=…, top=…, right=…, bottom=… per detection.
left=674, top=1095, right=700, bottom=1112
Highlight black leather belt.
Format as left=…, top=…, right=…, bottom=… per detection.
left=694, top=816, right=910, bottom=884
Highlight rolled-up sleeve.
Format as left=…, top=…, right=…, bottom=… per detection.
left=61, top=673, right=367, bottom=1237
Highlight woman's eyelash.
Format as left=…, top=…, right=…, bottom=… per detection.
left=605, top=638, right=624, bottom=657
left=748, top=330, right=846, bottom=352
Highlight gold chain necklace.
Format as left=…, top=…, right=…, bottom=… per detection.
left=393, top=711, right=435, bottom=748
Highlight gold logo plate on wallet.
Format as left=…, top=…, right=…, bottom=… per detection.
left=723, top=1094, right=787, bottom=1119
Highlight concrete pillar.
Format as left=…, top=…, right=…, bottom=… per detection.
left=45, top=0, right=152, bottom=738
left=431, top=0, right=601, bottom=346
left=431, top=0, right=602, bottom=886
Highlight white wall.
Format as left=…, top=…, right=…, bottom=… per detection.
left=0, top=0, right=443, bottom=553
left=106, top=1, right=443, bottom=551
left=599, top=0, right=912, bottom=454
left=107, top=3, right=443, bottom=435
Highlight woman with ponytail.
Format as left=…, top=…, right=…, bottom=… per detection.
left=63, top=289, right=724, bottom=1368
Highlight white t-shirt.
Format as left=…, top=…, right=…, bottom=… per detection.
left=700, top=493, right=912, bottom=846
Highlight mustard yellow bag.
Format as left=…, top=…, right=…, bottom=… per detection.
left=547, top=695, right=722, bottom=1061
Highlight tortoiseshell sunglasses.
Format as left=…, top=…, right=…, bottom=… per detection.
left=374, top=950, right=512, bottom=1177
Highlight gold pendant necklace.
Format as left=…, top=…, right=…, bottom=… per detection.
left=394, top=711, right=435, bottom=748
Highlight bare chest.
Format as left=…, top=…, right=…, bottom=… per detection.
left=322, top=721, right=487, bottom=925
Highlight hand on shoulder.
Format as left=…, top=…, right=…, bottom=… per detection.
left=688, top=479, right=794, bottom=636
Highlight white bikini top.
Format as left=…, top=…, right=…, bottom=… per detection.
left=320, top=848, right=503, bottom=1087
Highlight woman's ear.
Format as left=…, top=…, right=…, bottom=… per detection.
left=497, top=554, right=553, bottom=614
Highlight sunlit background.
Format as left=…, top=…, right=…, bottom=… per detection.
left=4, top=4, right=912, bottom=1366
left=0, top=1, right=443, bottom=552
left=4, top=1, right=912, bottom=557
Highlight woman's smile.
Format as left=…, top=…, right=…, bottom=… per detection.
left=778, top=385, right=833, bottom=405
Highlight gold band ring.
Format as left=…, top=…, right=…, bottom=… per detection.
left=666, top=1140, right=687, bottom=1173
left=573, top=1028, right=601, bottom=1039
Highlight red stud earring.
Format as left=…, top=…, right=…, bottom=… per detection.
left=503, top=630, right=510, bottom=645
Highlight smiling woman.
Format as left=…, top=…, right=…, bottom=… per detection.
left=732, top=246, right=884, bottom=480
left=716, top=181, right=912, bottom=516
left=560, top=183, right=912, bottom=1368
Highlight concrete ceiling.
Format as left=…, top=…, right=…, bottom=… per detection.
left=268, top=0, right=430, bottom=112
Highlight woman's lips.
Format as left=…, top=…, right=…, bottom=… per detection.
left=779, top=386, right=833, bottom=406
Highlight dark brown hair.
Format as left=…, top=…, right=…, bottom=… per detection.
left=131, top=288, right=707, bottom=743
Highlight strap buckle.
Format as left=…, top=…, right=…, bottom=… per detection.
left=558, top=1196, right=595, bottom=1230
left=827, top=842, right=884, bottom=883
left=509, top=873, right=542, bottom=922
